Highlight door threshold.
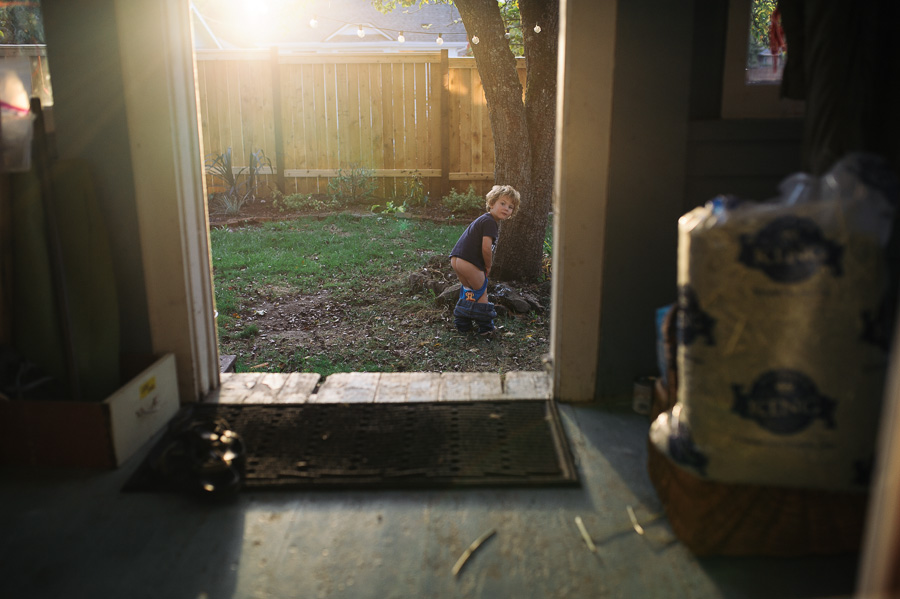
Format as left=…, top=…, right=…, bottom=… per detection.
left=204, top=371, right=552, bottom=404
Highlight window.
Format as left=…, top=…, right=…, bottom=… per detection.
left=721, top=0, right=803, bottom=118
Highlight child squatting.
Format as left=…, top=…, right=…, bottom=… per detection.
left=448, top=184, right=521, bottom=336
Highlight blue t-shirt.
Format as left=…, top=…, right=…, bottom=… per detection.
left=450, top=213, right=499, bottom=271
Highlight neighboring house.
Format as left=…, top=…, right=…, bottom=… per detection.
left=191, top=0, right=470, bottom=55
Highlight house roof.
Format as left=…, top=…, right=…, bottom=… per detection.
left=191, top=0, right=470, bottom=54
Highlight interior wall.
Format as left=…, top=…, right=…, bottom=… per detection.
left=40, top=0, right=152, bottom=356
left=594, top=0, right=693, bottom=401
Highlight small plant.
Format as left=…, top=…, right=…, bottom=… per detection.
left=442, top=184, right=484, bottom=215
left=326, top=164, right=378, bottom=207
left=272, top=191, right=335, bottom=213
left=394, top=172, right=428, bottom=207
left=205, top=147, right=272, bottom=216
left=370, top=200, right=407, bottom=215
left=237, top=323, right=259, bottom=339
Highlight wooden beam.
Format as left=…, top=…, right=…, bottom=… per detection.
left=551, top=0, right=618, bottom=402
left=439, top=49, right=450, bottom=199
left=270, top=47, right=285, bottom=194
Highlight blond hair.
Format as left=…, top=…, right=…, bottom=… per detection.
left=485, top=185, right=521, bottom=218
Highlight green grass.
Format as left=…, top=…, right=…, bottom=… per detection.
left=210, top=213, right=551, bottom=375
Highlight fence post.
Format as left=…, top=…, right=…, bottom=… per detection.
left=440, top=49, right=450, bottom=200
left=270, top=46, right=285, bottom=194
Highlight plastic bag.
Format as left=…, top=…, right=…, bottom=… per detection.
left=649, top=153, right=898, bottom=490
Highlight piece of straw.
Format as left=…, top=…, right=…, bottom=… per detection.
left=574, top=516, right=597, bottom=553
left=452, top=528, right=496, bottom=576
left=626, top=505, right=645, bottom=536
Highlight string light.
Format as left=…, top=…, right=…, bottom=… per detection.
left=436, top=33, right=444, bottom=45
left=309, top=16, right=318, bottom=28
left=357, top=25, right=365, bottom=38
left=533, top=24, right=541, bottom=33
left=398, top=31, right=405, bottom=43
left=471, top=35, right=479, bottom=45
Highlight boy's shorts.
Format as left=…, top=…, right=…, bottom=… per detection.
left=453, top=299, right=497, bottom=333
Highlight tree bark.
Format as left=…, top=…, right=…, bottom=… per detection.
left=453, top=0, right=559, bottom=282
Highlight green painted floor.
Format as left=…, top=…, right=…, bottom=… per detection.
left=0, top=404, right=858, bottom=599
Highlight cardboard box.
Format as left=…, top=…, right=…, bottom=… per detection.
left=0, top=353, right=180, bottom=468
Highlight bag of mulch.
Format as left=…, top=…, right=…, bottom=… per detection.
left=650, top=153, right=898, bottom=490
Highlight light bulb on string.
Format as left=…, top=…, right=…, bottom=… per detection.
left=398, top=31, right=405, bottom=43
left=436, top=33, right=443, bottom=45
left=357, top=25, right=365, bottom=38
left=534, top=24, right=542, bottom=33
left=472, top=35, right=480, bottom=45
left=309, top=16, right=318, bottom=28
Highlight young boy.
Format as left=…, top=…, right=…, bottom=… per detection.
left=449, top=185, right=520, bottom=335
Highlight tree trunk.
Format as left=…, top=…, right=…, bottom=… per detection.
left=454, top=0, right=559, bottom=282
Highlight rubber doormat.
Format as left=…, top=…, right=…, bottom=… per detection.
left=124, top=400, right=578, bottom=492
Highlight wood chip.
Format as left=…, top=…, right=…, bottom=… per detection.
left=574, top=516, right=597, bottom=553
left=626, top=505, right=645, bottom=536
left=452, top=528, right=496, bottom=576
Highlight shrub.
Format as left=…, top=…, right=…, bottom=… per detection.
left=205, top=147, right=272, bottom=216
left=326, top=164, right=378, bottom=207
left=394, top=172, right=428, bottom=207
left=442, top=184, right=484, bottom=215
left=272, top=192, right=335, bottom=213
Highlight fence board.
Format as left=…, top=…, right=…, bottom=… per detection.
left=324, top=63, right=339, bottom=171
left=458, top=66, right=472, bottom=177
left=448, top=66, right=461, bottom=183
left=381, top=63, right=395, bottom=197
left=313, top=63, right=329, bottom=193
left=300, top=64, right=318, bottom=194
left=196, top=53, right=520, bottom=199
left=415, top=62, right=428, bottom=172
left=358, top=64, right=373, bottom=168
left=348, top=64, right=363, bottom=166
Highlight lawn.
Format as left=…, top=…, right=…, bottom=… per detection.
left=210, top=213, right=552, bottom=376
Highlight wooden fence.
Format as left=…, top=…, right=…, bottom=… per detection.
left=195, top=49, right=526, bottom=201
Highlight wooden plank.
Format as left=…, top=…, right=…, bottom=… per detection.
left=198, top=50, right=441, bottom=64
left=369, top=63, right=385, bottom=197
left=239, top=60, right=257, bottom=164
left=196, top=61, right=210, bottom=159
left=457, top=66, right=472, bottom=177
left=380, top=63, right=395, bottom=197
left=374, top=372, right=442, bottom=403
left=336, top=63, right=351, bottom=167
left=503, top=371, right=552, bottom=400
left=208, top=372, right=266, bottom=404
left=324, top=63, right=339, bottom=171
left=346, top=63, right=362, bottom=166
left=274, top=372, right=320, bottom=403
left=243, top=372, right=289, bottom=404
left=357, top=64, right=373, bottom=168
left=447, top=64, right=460, bottom=190
left=284, top=64, right=300, bottom=194
left=226, top=61, right=244, bottom=163
left=313, top=63, right=328, bottom=174
left=313, top=372, right=381, bottom=403
left=471, top=67, right=484, bottom=180
left=392, top=63, right=407, bottom=173
left=439, top=372, right=503, bottom=401
left=284, top=168, right=440, bottom=178
left=403, top=62, right=416, bottom=168
left=270, top=49, right=285, bottom=193
left=300, top=64, right=318, bottom=193
left=439, top=49, right=450, bottom=198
